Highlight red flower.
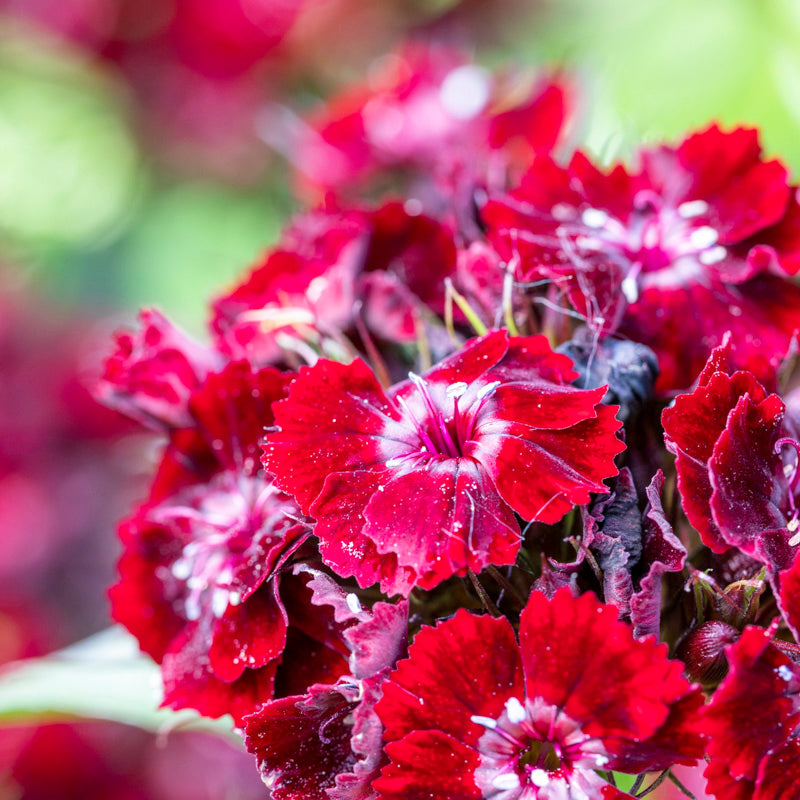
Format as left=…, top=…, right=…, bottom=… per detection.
left=702, top=624, right=800, bottom=800
left=373, top=588, right=704, bottom=800
left=295, top=42, right=570, bottom=201
left=97, top=308, right=221, bottom=430
left=485, top=124, right=800, bottom=392
left=211, top=202, right=457, bottom=364
left=263, top=330, right=623, bottom=596
left=110, top=361, right=345, bottom=723
left=663, top=337, right=797, bottom=574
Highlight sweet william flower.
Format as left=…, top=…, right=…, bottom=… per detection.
left=96, top=308, right=221, bottom=430
left=111, top=360, right=351, bottom=723
left=295, top=42, right=570, bottom=202
left=663, top=336, right=798, bottom=574
left=211, top=202, right=457, bottom=364
left=262, top=330, right=624, bottom=596
left=485, top=124, right=800, bottom=392
left=373, top=588, right=705, bottom=800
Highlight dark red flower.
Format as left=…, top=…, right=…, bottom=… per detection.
left=295, top=42, right=570, bottom=202
left=110, top=360, right=340, bottom=723
left=663, top=338, right=798, bottom=573
left=263, top=330, right=623, bottom=595
left=485, top=124, right=800, bottom=392
left=702, top=624, right=800, bottom=800
left=373, top=588, right=704, bottom=800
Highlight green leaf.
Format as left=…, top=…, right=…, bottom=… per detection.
left=0, top=627, right=238, bottom=742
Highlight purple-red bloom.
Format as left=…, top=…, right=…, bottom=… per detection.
left=263, top=330, right=623, bottom=595
left=485, top=124, right=800, bottom=392
left=663, top=337, right=798, bottom=574
left=96, top=308, right=222, bottom=430
left=373, top=588, right=704, bottom=799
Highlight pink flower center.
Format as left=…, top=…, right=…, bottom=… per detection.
left=560, top=192, right=726, bottom=299
left=388, top=373, right=500, bottom=468
left=470, top=697, right=610, bottom=798
left=151, top=473, right=300, bottom=621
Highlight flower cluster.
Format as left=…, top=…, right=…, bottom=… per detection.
left=98, top=42, right=800, bottom=800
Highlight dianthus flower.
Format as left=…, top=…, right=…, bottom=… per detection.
left=263, top=330, right=623, bottom=595
left=101, top=319, right=351, bottom=721
left=663, top=336, right=798, bottom=574
left=485, top=124, right=800, bottom=392
left=212, top=201, right=457, bottom=364
left=294, top=42, right=570, bottom=202
left=702, top=623, right=800, bottom=800
left=373, top=588, right=705, bottom=799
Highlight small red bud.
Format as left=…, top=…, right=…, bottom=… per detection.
left=677, top=620, right=740, bottom=687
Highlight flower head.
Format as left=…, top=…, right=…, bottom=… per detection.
left=110, top=360, right=344, bottom=723
left=485, top=124, right=800, bottom=391
left=295, top=42, right=570, bottom=202
left=373, top=588, right=704, bottom=799
left=663, top=337, right=798, bottom=573
left=263, top=330, right=623, bottom=595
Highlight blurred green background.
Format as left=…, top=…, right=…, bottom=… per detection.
left=4, top=0, right=800, bottom=330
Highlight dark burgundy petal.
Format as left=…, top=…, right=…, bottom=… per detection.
left=630, top=471, right=687, bottom=640
left=663, top=352, right=768, bottom=552
left=607, top=690, right=706, bottom=773
left=208, top=581, right=287, bottom=682
left=345, top=600, right=409, bottom=680
left=704, top=755, right=754, bottom=800
left=263, top=358, right=409, bottom=509
left=292, top=565, right=371, bottom=625
left=363, top=202, right=457, bottom=320
left=623, top=275, right=800, bottom=394
left=376, top=610, right=523, bottom=746
left=329, top=672, right=390, bottom=800
left=244, top=685, right=358, bottom=800
left=519, top=589, right=691, bottom=743
left=362, top=459, right=520, bottom=590
left=709, top=393, right=791, bottom=570
left=274, top=626, right=350, bottom=700
left=776, top=555, right=800, bottom=641
left=374, top=731, right=481, bottom=800
left=110, top=518, right=184, bottom=662
left=188, top=361, right=289, bottom=475
left=97, top=308, right=219, bottom=430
